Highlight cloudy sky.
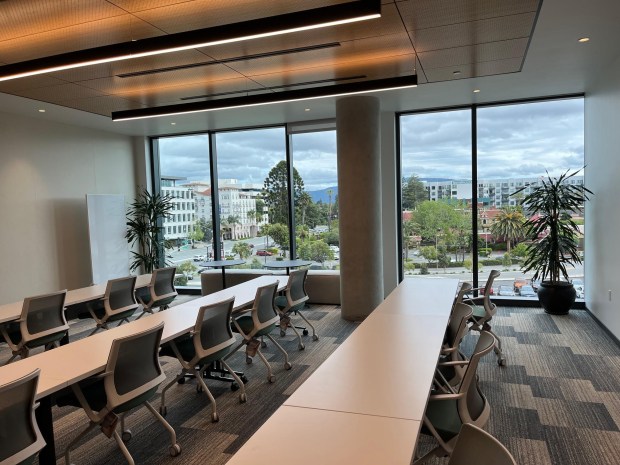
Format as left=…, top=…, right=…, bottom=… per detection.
left=159, top=97, right=584, bottom=191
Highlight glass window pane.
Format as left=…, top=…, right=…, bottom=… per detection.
left=478, top=98, right=585, bottom=299
left=292, top=130, right=339, bottom=270
left=400, top=110, right=473, bottom=283
left=157, top=134, right=212, bottom=288
left=214, top=127, right=288, bottom=268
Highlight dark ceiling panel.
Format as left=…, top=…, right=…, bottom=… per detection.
left=0, top=75, right=67, bottom=93
left=11, top=83, right=107, bottom=104
left=411, top=12, right=536, bottom=52
left=418, top=37, right=529, bottom=70
left=51, top=95, right=145, bottom=117
left=424, top=57, right=523, bottom=82
left=396, top=0, right=540, bottom=30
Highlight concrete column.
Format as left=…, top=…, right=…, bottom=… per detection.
left=337, top=96, right=384, bottom=321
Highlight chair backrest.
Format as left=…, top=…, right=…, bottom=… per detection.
left=20, top=290, right=68, bottom=347
left=149, top=267, right=178, bottom=307
left=251, top=282, right=279, bottom=332
left=192, top=297, right=236, bottom=361
left=104, top=322, right=166, bottom=409
left=445, top=303, right=473, bottom=352
left=456, top=331, right=495, bottom=423
left=479, top=270, right=500, bottom=320
left=448, top=423, right=517, bottom=465
left=0, top=369, right=45, bottom=465
left=453, top=282, right=472, bottom=308
left=104, top=276, right=139, bottom=318
left=286, top=269, right=309, bottom=308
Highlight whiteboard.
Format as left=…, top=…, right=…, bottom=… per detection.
left=86, top=194, right=130, bottom=285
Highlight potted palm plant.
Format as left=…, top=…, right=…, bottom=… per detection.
left=125, top=188, right=174, bottom=273
left=513, top=169, right=591, bottom=314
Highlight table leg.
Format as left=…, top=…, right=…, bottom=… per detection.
left=36, top=395, right=56, bottom=465
left=221, top=268, right=227, bottom=289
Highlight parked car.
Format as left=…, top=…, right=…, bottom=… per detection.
left=498, top=285, right=516, bottom=296
left=193, top=254, right=205, bottom=262
left=256, top=249, right=273, bottom=256
left=513, top=278, right=528, bottom=292
left=519, top=285, right=537, bottom=297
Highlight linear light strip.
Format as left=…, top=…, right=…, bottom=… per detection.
left=0, top=0, right=381, bottom=82
left=112, top=75, right=417, bottom=121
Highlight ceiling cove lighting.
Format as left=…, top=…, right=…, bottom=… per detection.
left=111, top=74, right=418, bottom=121
left=0, top=0, right=381, bottom=82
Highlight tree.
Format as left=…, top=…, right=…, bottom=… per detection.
left=254, top=198, right=266, bottom=223
left=232, top=241, right=252, bottom=259
left=188, top=221, right=204, bottom=246
left=177, top=260, right=197, bottom=276
left=262, top=161, right=304, bottom=224
left=402, top=174, right=428, bottom=210
left=502, top=252, right=513, bottom=267
left=226, top=215, right=240, bottom=239
left=298, top=240, right=333, bottom=263
left=263, top=223, right=289, bottom=253
left=196, top=218, right=213, bottom=242
left=412, top=201, right=466, bottom=243
left=420, top=245, right=437, bottom=264
left=402, top=219, right=418, bottom=260
left=297, top=191, right=313, bottom=226
left=490, top=207, right=526, bottom=253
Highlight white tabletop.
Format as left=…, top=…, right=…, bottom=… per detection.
left=0, top=274, right=152, bottom=325
left=226, top=406, right=421, bottom=465
left=0, top=275, right=284, bottom=399
left=373, top=278, right=460, bottom=317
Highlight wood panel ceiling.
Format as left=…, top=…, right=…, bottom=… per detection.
left=0, top=0, right=542, bottom=118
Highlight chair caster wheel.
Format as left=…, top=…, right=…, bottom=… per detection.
left=284, top=362, right=292, bottom=370
left=241, top=375, right=249, bottom=383
left=169, top=444, right=181, bottom=457
left=498, top=356, right=507, bottom=366
left=177, top=377, right=186, bottom=385
left=246, top=356, right=253, bottom=364
left=303, top=329, right=309, bottom=336
left=268, top=375, right=276, bottom=383
left=211, top=412, right=219, bottom=423
left=160, top=405, right=168, bottom=416
left=231, top=382, right=239, bottom=392
left=122, top=430, right=132, bottom=442
left=239, top=393, right=247, bottom=403
left=261, top=341, right=267, bottom=348
left=298, top=344, right=305, bottom=351
left=312, top=335, right=319, bottom=341
left=280, top=330, right=286, bottom=337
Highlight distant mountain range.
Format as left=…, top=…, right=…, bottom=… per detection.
left=308, top=186, right=338, bottom=203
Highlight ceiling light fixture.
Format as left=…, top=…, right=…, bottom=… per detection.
left=0, top=0, right=381, bottom=82
left=38, top=109, right=46, bottom=113
left=473, top=89, right=481, bottom=93
left=578, top=37, right=590, bottom=43
left=112, top=74, right=418, bottom=121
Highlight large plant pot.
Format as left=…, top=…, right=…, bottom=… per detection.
left=537, top=281, right=576, bottom=315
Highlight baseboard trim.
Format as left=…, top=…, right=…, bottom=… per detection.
left=584, top=307, right=620, bottom=348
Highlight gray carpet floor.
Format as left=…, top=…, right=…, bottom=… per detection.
left=2, top=298, right=619, bottom=465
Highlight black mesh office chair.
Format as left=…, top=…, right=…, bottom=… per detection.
left=0, top=368, right=46, bottom=465
left=136, top=267, right=178, bottom=319
left=88, top=276, right=140, bottom=335
left=415, top=331, right=495, bottom=463
left=274, top=269, right=318, bottom=350
left=159, top=297, right=247, bottom=422
left=1, top=290, right=69, bottom=365
left=435, top=302, right=473, bottom=390
left=226, top=282, right=291, bottom=383
left=57, top=322, right=181, bottom=465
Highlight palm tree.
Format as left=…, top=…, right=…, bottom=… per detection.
left=226, top=215, right=240, bottom=240
left=490, top=206, right=526, bottom=253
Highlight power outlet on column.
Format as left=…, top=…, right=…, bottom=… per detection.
left=609, top=290, right=612, bottom=301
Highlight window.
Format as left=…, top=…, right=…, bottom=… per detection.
left=400, top=110, right=473, bottom=283
left=291, top=129, right=339, bottom=269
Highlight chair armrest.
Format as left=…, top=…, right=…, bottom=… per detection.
left=438, top=360, right=469, bottom=367
left=428, top=392, right=465, bottom=401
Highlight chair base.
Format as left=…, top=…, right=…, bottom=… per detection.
left=176, top=361, right=248, bottom=390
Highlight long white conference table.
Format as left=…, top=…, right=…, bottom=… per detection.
left=0, top=275, right=285, bottom=465
left=226, top=278, right=460, bottom=465
left=0, top=274, right=153, bottom=325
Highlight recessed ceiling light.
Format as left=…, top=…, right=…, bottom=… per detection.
left=171, top=122, right=176, bottom=125
left=304, top=108, right=311, bottom=112
left=38, top=109, right=46, bottom=113
left=453, top=71, right=461, bottom=76
left=578, top=37, right=590, bottom=43
left=473, top=89, right=480, bottom=93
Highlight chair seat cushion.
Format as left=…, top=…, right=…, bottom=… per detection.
left=274, top=296, right=305, bottom=313
left=471, top=305, right=486, bottom=318
left=234, top=315, right=275, bottom=337
left=423, top=398, right=462, bottom=441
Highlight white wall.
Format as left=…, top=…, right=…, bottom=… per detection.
left=585, top=52, right=620, bottom=339
left=381, top=111, right=399, bottom=296
left=0, top=112, right=137, bottom=304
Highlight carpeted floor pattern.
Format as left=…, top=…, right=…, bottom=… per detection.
left=2, top=298, right=619, bottom=465
left=417, top=306, right=620, bottom=465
